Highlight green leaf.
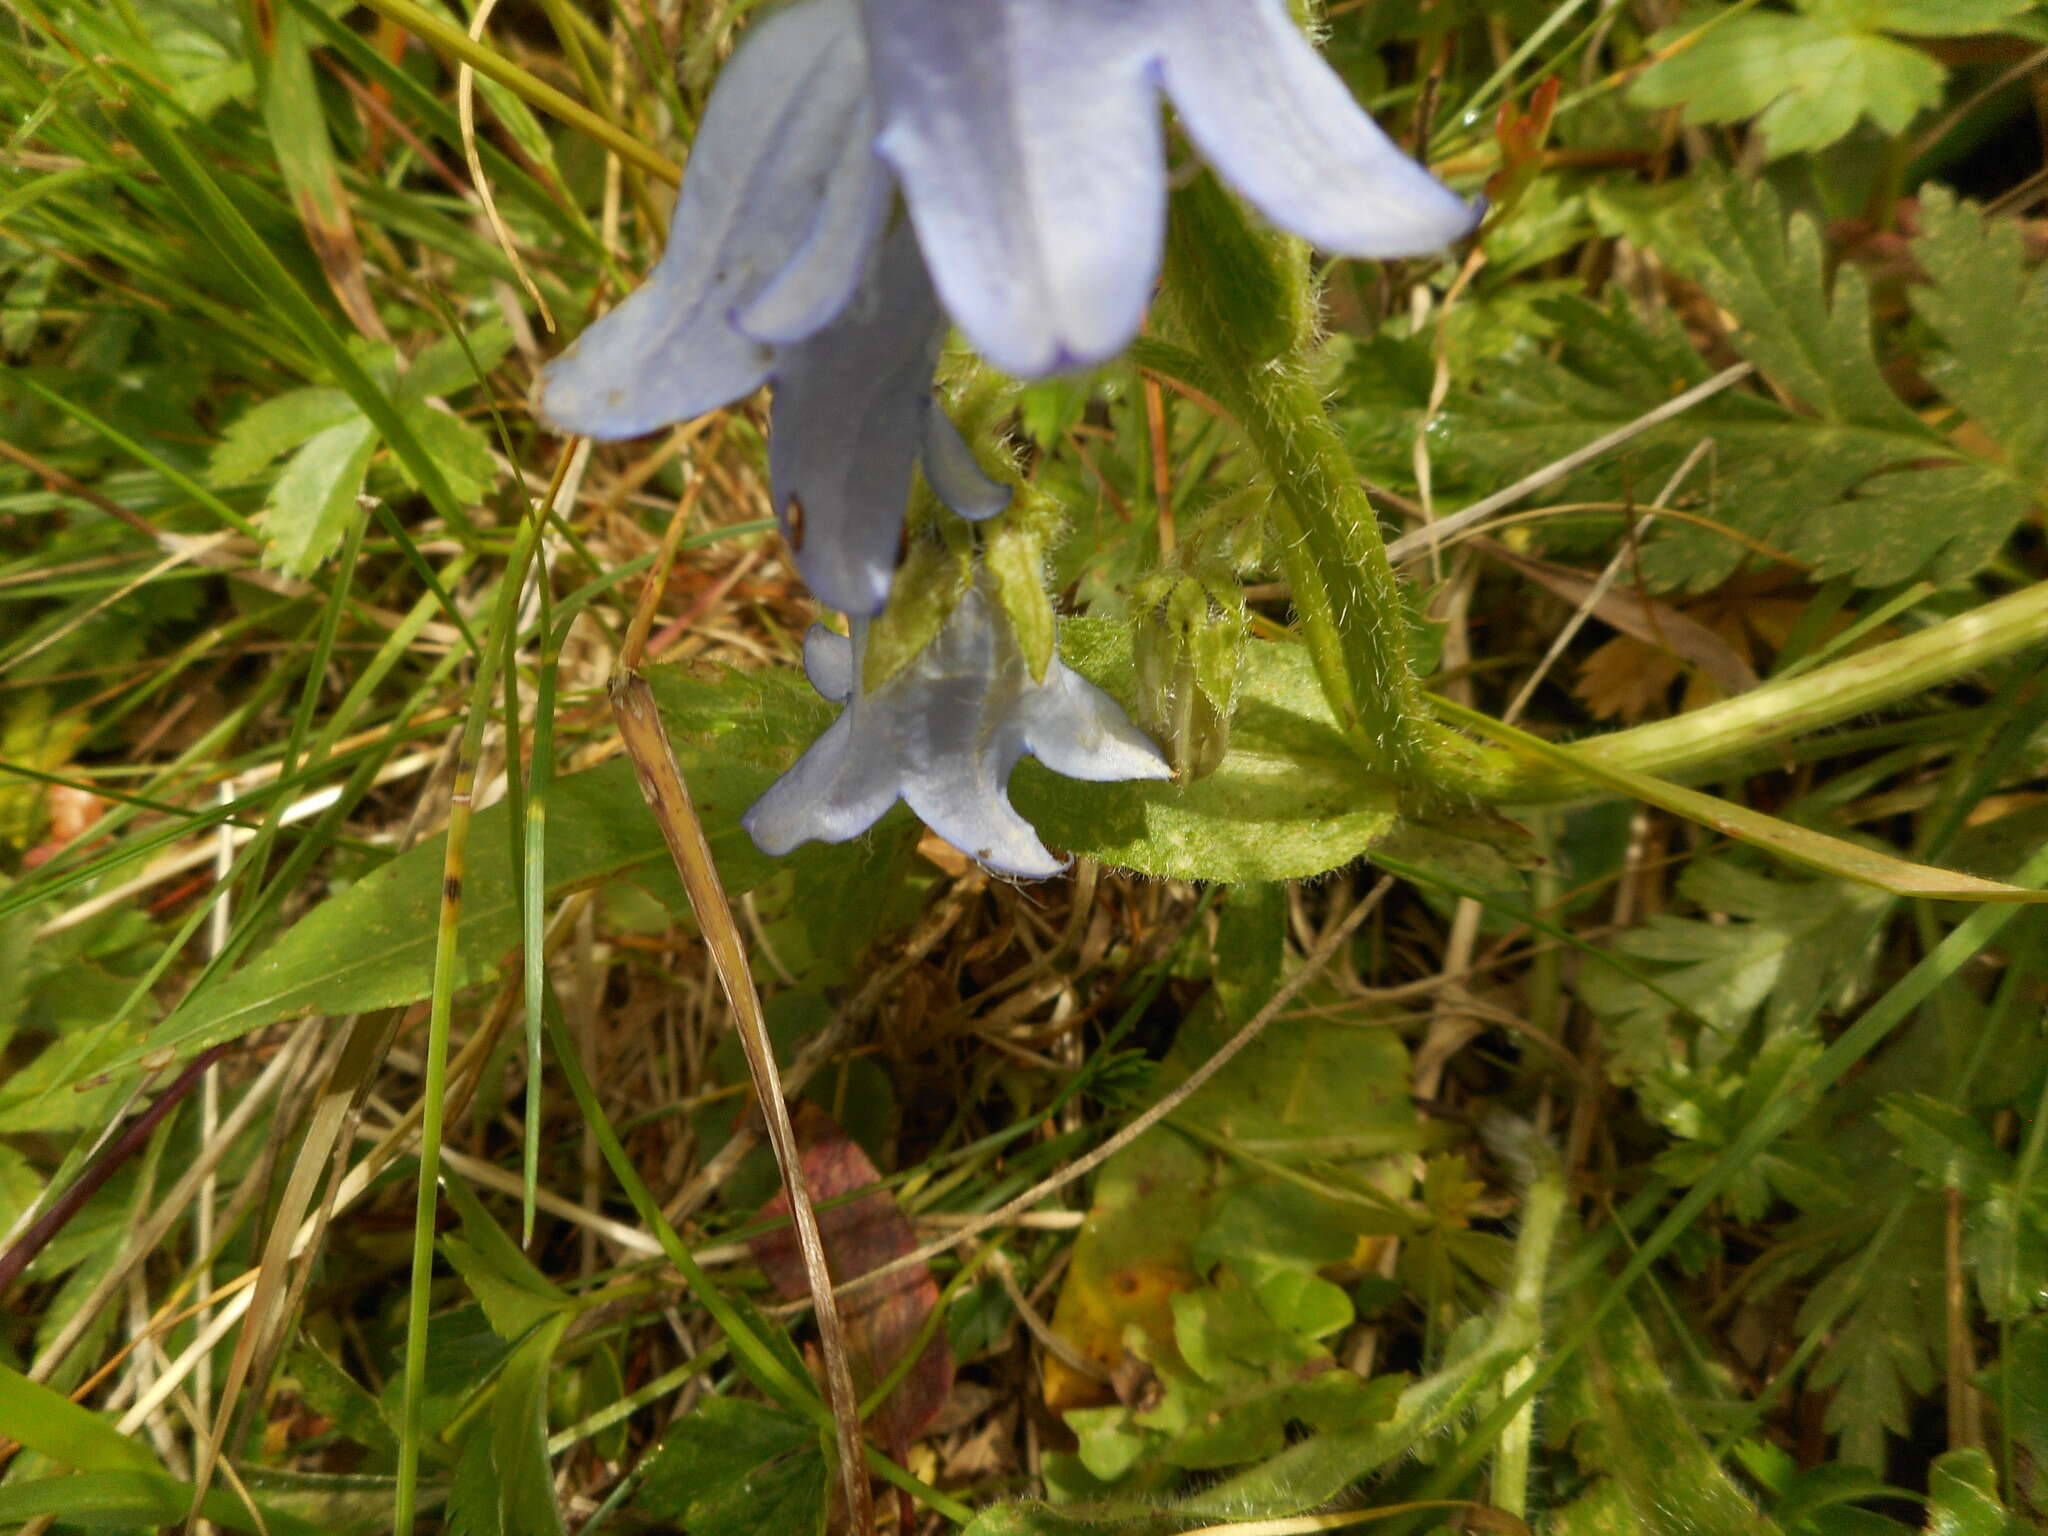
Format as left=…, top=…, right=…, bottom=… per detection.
left=441, top=1175, right=573, bottom=1341
left=1842, top=0, right=2038, bottom=36
left=961, top=1503, right=1191, bottom=1536
left=409, top=320, right=515, bottom=399
left=1437, top=181, right=2048, bottom=592
left=0, top=1360, right=157, bottom=1474
left=396, top=399, right=499, bottom=506
left=93, top=662, right=833, bottom=1082
left=285, top=1342, right=397, bottom=1457
left=1976, top=1317, right=2048, bottom=1508
left=264, top=415, right=378, bottom=574
left=1927, top=1448, right=2027, bottom=1536
left=0, top=1472, right=323, bottom=1536
left=1047, top=896, right=1426, bottom=1485
left=1014, top=623, right=1399, bottom=881
left=1800, top=1205, right=1944, bottom=1469
left=1911, top=188, right=2048, bottom=487
left=1678, top=175, right=1917, bottom=433
left=1631, top=6, right=1944, bottom=159
left=1581, top=857, right=1883, bottom=1056
left=632, top=1397, right=827, bottom=1536
left=493, top=1322, right=570, bottom=1536
left=1789, top=462, right=2035, bottom=588
left=445, top=1318, right=571, bottom=1536
left=208, top=386, right=358, bottom=484
left=1878, top=1094, right=2008, bottom=1199
left=1547, top=1298, right=1785, bottom=1536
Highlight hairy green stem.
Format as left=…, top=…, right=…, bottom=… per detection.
left=1491, top=1150, right=1566, bottom=1518
left=1469, top=576, right=2048, bottom=803
left=1165, top=176, right=1430, bottom=779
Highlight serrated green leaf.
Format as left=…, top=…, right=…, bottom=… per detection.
left=1682, top=175, right=1919, bottom=432
left=1801, top=1203, right=1944, bottom=1468
left=397, top=400, right=499, bottom=506
left=1792, top=462, right=2035, bottom=587
left=441, top=1176, right=572, bottom=1344
left=209, top=387, right=359, bottom=485
left=1580, top=857, right=1884, bottom=1049
left=1911, top=189, right=2048, bottom=486
left=1878, top=1094, right=2007, bottom=1199
left=264, top=415, right=377, bottom=574
left=1632, top=8, right=1943, bottom=159
left=409, top=320, right=515, bottom=399
left=1014, top=623, right=1399, bottom=881
left=632, top=1397, right=826, bottom=1536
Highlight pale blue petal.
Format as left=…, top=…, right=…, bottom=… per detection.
left=741, top=712, right=901, bottom=856
left=1160, top=0, right=1479, bottom=257
left=744, top=584, right=1166, bottom=880
left=920, top=409, right=1010, bottom=521
left=863, top=0, right=1166, bottom=376
left=893, top=591, right=1063, bottom=876
left=802, top=624, right=854, bottom=705
left=732, top=95, right=891, bottom=345
left=539, top=0, right=866, bottom=437
left=902, top=774, right=1064, bottom=879
left=768, top=220, right=945, bottom=615
left=1018, top=668, right=1175, bottom=784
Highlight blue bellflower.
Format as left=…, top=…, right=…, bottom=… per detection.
left=539, top=0, right=1004, bottom=616
left=862, top=0, right=1483, bottom=375
left=541, top=0, right=1477, bottom=610
left=744, top=585, right=1172, bottom=879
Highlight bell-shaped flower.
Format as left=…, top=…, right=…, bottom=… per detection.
left=541, top=0, right=881, bottom=434
left=537, top=9, right=1002, bottom=617
left=744, top=585, right=1171, bottom=879
left=861, top=0, right=1483, bottom=376
left=768, top=222, right=1009, bottom=615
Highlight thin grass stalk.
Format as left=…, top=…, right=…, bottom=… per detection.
left=392, top=451, right=563, bottom=1534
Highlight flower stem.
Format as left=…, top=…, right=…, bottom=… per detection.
left=1165, top=175, right=1431, bottom=781
left=1467, top=575, right=2048, bottom=803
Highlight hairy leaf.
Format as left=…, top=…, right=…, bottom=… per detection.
left=1015, top=622, right=1399, bottom=881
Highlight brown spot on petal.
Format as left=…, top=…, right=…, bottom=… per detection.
left=782, top=493, right=805, bottom=552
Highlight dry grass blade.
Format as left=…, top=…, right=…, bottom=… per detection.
left=1385, top=362, right=1755, bottom=567
left=609, top=672, right=876, bottom=1536
left=604, top=436, right=871, bottom=1532
left=457, top=0, right=555, bottom=333
left=185, top=1010, right=393, bottom=1528
left=26, top=1020, right=321, bottom=1386
left=1500, top=438, right=1727, bottom=723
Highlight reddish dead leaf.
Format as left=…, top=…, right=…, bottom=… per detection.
left=750, top=1104, right=953, bottom=1453
left=1485, top=75, right=1560, bottom=215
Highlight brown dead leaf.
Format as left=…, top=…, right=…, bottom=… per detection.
left=1481, top=538, right=1760, bottom=703
left=1573, top=572, right=1859, bottom=723
left=751, top=1104, right=954, bottom=1452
